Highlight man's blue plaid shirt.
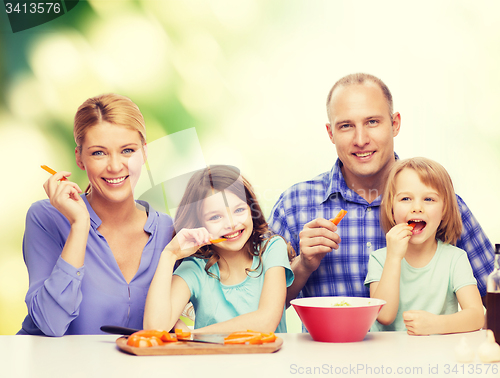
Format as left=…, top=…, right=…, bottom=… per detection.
left=268, top=158, right=494, bottom=298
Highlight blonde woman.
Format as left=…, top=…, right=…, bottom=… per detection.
left=18, top=94, right=174, bottom=336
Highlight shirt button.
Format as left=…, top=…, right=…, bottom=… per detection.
left=77, top=271, right=81, bottom=276
left=366, top=242, right=372, bottom=248
left=367, top=207, right=372, bottom=212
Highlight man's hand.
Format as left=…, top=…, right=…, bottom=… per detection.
left=286, top=217, right=341, bottom=307
left=298, top=218, right=341, bottom=273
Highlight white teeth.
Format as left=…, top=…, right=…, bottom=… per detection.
left=224, top=231, right=241, bottom=239
left=104, top=177, right=126, bottom=184
left=356, top=152, right=373, bottom=157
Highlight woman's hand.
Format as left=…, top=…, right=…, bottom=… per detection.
left=385, top=223, right=413, bottom=261
left=42, top=171, right=90, bottom=268
left=43, top=171, right=89, bottom=226
left=163, top=228, right=212, bottom=261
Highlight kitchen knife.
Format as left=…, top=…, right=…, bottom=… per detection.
left=100, top=325, right=225, bottom=344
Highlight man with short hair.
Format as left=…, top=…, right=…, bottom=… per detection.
left=268, top=73, right=494, bottom=306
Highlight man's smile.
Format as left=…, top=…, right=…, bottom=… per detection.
left=354, top=151, right=374, bottom=158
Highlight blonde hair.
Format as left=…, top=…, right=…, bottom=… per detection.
left=74, top=93, right=146, bottom=150
left=73, top=93, right=146, bottom=192
left=380, top=157, right=462, bottom=245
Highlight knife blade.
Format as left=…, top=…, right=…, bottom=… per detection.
left=100, top=325, right=224, bottom=344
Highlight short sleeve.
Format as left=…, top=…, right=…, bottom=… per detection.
left=268, top=196, right=300, bottom=258
left=173, top=257, right=206, bottom=300
left=455, top=195, right=494, bottom=296
left=364, top=248, right=387, bottom=287
left=261, top=237, right=294, bottom=288
left=451, top=250, right=477, bottom=293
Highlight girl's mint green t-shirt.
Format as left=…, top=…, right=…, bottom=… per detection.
left=364, top=240, right=477, bottom=332
left=174, top=236, right=294, bottom=333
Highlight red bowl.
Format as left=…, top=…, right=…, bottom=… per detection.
left=290, top=296, right=386, bottom=342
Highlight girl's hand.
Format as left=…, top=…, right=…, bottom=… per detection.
left=403, top=310, right=437, bottom=335
left=43, top=171, right=89, bottom=226
left=163, top=228, right=211, bottom=260
left=385, top=223, right=413, bottom=261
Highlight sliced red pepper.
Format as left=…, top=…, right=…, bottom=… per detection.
left=148, top=336, right=164, bottom=347
left=161, top=332, right=178, bottom=342
left=133, top=330, right=165, bottom=339
left=224, top=335, right=261, bottom=345
left=224, top=331, right=260, bottom=339
left=174, top=328, right=192, bottom=340
left=260, top=332, right=277, bottom=343
left=223, top=331, right=277, bottom=345
left=127, top=330, right=177, bottom=347
left=127, top=335, right=154, bottom=348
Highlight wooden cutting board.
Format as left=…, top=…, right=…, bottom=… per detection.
left=116, top=336, right=283, bottom=356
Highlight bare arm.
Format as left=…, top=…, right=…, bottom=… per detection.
left=143, top=228, right=210, bottom=330
left=286, top=218, right=340, bottom=306
left=143, top=253, right=192, bottom=330
left=370, top=223, right=412, bottom=325
left=369, top=258, right=402, bottom=325
left=194, top=266, right=287, bottom=334
left=403, top=285, right=484, bottom=335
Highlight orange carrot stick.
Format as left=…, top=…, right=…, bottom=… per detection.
left=330, top=209, right=347, bottom=225
left=41, top=165, right=67, bottom=181
left=210, top=237, right=226, bottom=244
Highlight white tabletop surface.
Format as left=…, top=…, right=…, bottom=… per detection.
left=1, top=330, right=498, bottom=378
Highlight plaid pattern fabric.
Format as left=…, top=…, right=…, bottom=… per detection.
left=268, top=158, right=494, bottom=298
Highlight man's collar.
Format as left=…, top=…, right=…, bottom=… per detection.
left=322, top=152, right=399, bottom=204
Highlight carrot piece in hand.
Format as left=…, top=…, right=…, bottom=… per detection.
left=330, top=209, right=347, bottom=225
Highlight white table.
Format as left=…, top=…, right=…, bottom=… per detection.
left=1, top=330, right=498, bottom=378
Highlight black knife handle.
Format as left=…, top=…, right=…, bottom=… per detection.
left=100, top=325, right=140, bottom=335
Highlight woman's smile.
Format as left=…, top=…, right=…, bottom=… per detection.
left=102, top=175, right=129, bottom=185
left=76, top=121, right=145, bottom=205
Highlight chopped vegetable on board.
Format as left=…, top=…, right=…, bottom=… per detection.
left=126, top=330, right=177, bottom=347
left=223, top=330, right=277, bottom=345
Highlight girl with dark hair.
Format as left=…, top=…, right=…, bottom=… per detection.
left=145, top=165, right=294, bottom=333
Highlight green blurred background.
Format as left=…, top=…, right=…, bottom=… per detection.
left=1, top=0, right=500, bottom=335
